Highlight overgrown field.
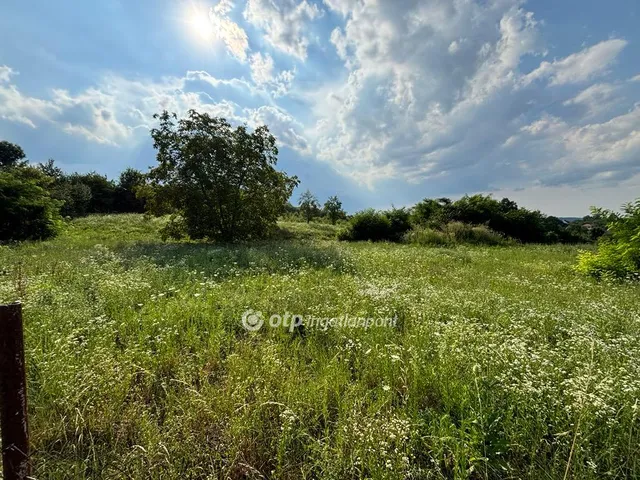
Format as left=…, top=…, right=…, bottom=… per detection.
left=1, top=215, right=639, bottom=479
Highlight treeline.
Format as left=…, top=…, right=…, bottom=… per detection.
left=283, top=189, right=347, bottom=225
left=0, top=141, right=146, bottom=241
left=287, top=193, right=606, bottom=245
left=0, top=110, right=615, bottom=247
left=38, top=159, right=146, bottom=217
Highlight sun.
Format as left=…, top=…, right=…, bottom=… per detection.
left=187, top=7, right=214, bottom=42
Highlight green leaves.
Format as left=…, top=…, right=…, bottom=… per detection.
left=577, top=198, right=640, bottom=279
left=0, top=165, right=63, bottom=241
left=148, top=110, right=298, bottom=241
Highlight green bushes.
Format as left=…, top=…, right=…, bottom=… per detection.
left=404, top=222, right=509, bottom=246
left=338, top=209, right=391, bottom=241
left=0, top=167, right=63, bottom=242
left=338, top=208, right=412, bottom=242
left=411, top=194, right=584, bottom=244
left=576, top=200, right=640, bottom=280
left=339, top=208, right=508, bottom=246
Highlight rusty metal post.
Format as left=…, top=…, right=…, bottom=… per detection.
left=0, top=302, right=31, bottom=480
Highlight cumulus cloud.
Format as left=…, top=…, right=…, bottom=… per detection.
left=0, top=66, right=61, bottom=128
left=207, top=0, right=250, bottom=61
left=311, top=0, right=635, bottom=191
left=503, top=106, right=640, bottom=186
left=0, top=66, right=308, bottom=154
left=244, top=0, right=323, bottom=59
left=247, top=105, right=311, bottom=154
left=523, top=38, right=627, bottom=86
left=249, top=52, right=296, bottom=97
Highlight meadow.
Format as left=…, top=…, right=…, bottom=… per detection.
left=1, top=214, right=639, bottom=479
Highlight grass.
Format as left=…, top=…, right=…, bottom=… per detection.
left=1, top=214, right=639, bottom=479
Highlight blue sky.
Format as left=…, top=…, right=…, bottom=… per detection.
left=1, top=0, right=639, bottom=216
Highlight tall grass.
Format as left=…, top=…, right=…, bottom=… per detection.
left=0, top=214, right=638, bottom=479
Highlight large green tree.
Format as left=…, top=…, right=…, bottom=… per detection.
left=147, top=110, right=298, bottom=240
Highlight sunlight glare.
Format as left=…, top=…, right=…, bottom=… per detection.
left=187, top=7, right=214, bottom=42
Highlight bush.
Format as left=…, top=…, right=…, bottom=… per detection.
left=338, top=209, right=392, bottom=242
left=384, top=207, right=412, bottom=241
left=404, top=222, right=509, bottom=246
left=0, top=167, right=62, bottom=242
left=410, top=194, right=584, bottom=244
left=576, top=200, right=640, bottom=280
left=159, top=214, right=188, bottom=241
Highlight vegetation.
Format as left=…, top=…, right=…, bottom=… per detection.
left=338, top=209, right=392, bottom=241
left=410, top=194, right=587, bottom=244
left=404, top=222, right=510, bottom=246
left=0, top=163, right=62, bottom=241
left=0, top=139, right=27, bottom=168
left=1, top=214, right=639, bottom=478
left=146, top=110, right=298, bottom=241
left=324, top=195, right=346, bottom=225
left=577, top=200, right=640, bottom=280
left=298, top=189, right=320, bottom=223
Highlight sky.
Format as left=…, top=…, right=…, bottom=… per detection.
left=1, top=0, right=639, bottom=216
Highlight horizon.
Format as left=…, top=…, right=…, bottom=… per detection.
left=2, top=0, right=639, bottom=217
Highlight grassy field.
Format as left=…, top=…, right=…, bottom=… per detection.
left=1, top=214, right=639, bottom=479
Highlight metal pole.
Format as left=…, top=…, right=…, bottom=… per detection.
left=0, top=302, right=31, bottom=480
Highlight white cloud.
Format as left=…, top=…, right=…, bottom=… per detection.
left=248, top=53, right=295, bottom=97
left=0, top=65, right=17, bottom=83
left=523, top=39, right=627, bottom=86
left=208, top=2, right=249, bottom=61
left=310, top=0, right=635, bottom=191
left=503, top=106, right=640, bottom=185
left=563, top=82, right=622, bottom=118
left=0, top=66, right=309, bottom=153
left=0, top=66, right=61, bottom=128
left=244, top=0, right=323, bottom=59
left=249, top=52, right=275, bottom=85
left=247, top=105, right=311, bottom=155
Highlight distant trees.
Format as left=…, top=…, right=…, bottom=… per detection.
left=146, top=110, right=298, bottom=240
left=36, top=160, right=146, bottom=218
left=409, top=194, right=585, bottom=244
left=324, top=195, right=346, bottom=225
left=338, top=194, right=590, bottom=244
left=298, top=189, right=320, bottom=223
left=1, top=123, right=624, bottom=249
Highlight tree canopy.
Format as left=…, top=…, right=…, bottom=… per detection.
left=146, top=110, right=298, bottom=240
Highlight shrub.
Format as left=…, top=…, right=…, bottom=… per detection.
left=384, top=207, right=412, bottom=241
left=404, top=222, right=508, bottom=246
left=576, top=200, right=640, bottom=280
left=338, top=209, right=392, bottom=242
left=159, top=214, right=188, bottom=241
left=0, top=167, right=62, bottom=242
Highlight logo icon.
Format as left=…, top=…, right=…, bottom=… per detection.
left=241, top=309, right=264, bottom=331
